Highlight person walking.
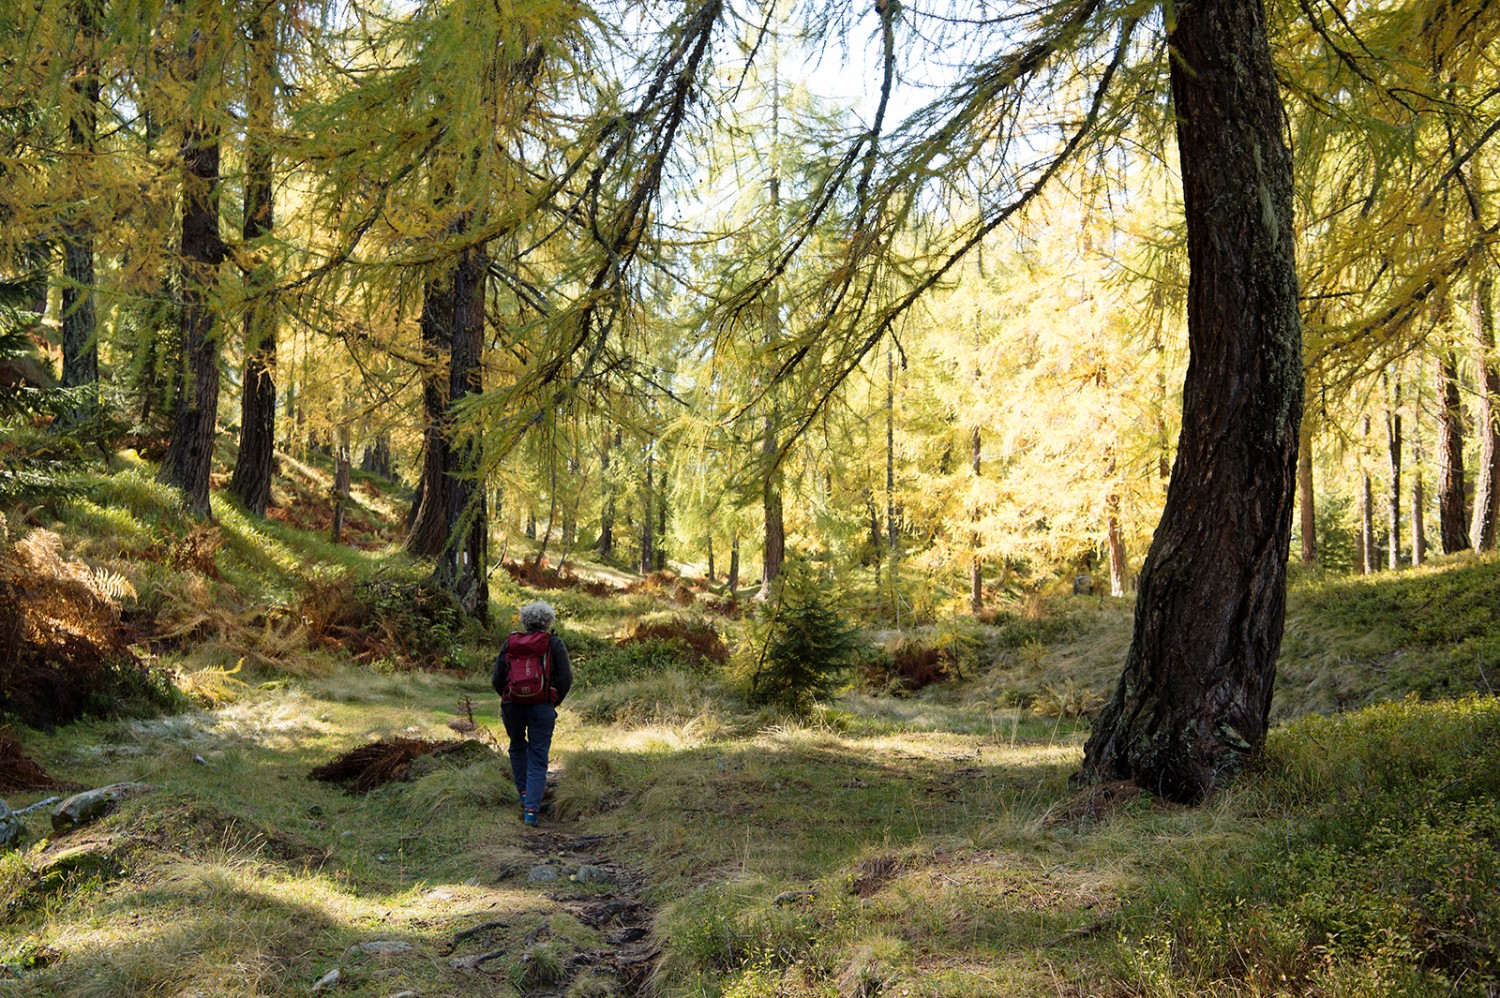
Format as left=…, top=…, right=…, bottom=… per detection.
left=491, top=600, right=572, bottom=826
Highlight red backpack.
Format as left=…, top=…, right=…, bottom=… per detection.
left=504, top=631, right=553, bottom=704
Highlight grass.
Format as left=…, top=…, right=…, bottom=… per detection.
left=3, top=463, right=1499, bottom=995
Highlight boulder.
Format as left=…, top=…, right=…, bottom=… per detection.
left=346, top=940, right=413, bottom=957
left=528, top=864, right=560, bottom=883
left=51, top=783, right=160, bottom=833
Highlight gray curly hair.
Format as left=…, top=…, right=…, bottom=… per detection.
left=519, top=601, right=556, bottom=632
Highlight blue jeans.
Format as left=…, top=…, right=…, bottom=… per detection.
left=501, top=702, right=556, bottom=813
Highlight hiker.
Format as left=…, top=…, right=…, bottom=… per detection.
left=492, top=600, right=572, bottom=826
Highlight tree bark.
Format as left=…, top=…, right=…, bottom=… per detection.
left=405, top=274, right=453, bottom=556
left=431, top=242, right=489, bottom=621
left=1297, top=419, right=1316, bottom=564
left=1076, top=0, right=1302, bottom=803
left=228, top=1, right=278, bottom=516
left=1411, top=416, right=1427, bottom=567
left=597, top=426, right=617, bottom=559
left=1106, top=502, right=1127, bottom=598
left=157, top=115, right=225, bottom=517
left=727, top=532, right=740, bottom=593
left=971, top=424, right=983, bottom=613
left=330, top=431, right=350, bottom=544
left=1386, top=380, right=1402, bottom=570
left=1470, top=275, right=1498, bottom=551
left=640, top=448, right=655, bottom=575
left=1436, top=349, right=1469, bottom=553
left=60, top=0, right=100, bottom=419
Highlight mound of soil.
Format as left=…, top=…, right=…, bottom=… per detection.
left=619, top=619, right=728, bottom=667
left=309, top=737, right=479, bottom=794
left=0, top=727, right=69, bottom=792
left=500, top=559, right=617, bottom=596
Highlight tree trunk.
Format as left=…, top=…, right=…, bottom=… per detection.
left=60, top=0, right=99, bottom=414
left=727, top=532, right=740, bottom=593
left=707, top=534, right=715, bottom=582
left=228, top=2, right=278, bottom=517
left=1436, top=348, right=1469, bottom=553
left=640, top=449, right=655, bottom=575
left=1411, top=416, right=1427, bottom=567
left=1470, top=275, right=1498, bottom=551
left=1297, top=418, right=1316, bottom=564
left=330, top=432, right=350, bottom=544
left=597, top=426, right=617, bottom=559
left=1360, top=468, right=1375, bottom=574
left=405, top=274, right=453, bottom=556
left=971, top=424, right=983, bottom=614
left=157, top=118, right=224, bottom=517
left=1076, top=0, right=1302, bottom=803
left=60, top=1, right=100, bottom=420
left=1386, top=380, right=1402, bottom=570
left=1106, top=502, right=1128, bottom=598
left=655, top=465, right=668, bottom=571
left=431, top=243, right=489, bottom=621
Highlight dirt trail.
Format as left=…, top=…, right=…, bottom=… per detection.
left=443, top=822, right=659, bottom=996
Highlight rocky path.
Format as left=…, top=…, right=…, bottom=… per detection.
left=443, top=825, right=659, bottom=996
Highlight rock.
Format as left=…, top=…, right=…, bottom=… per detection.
left=311, top=968, right=341, bottom=991
left=346, top=940, right=413, bottom=957
left=572, top=865, right=614, bottom=885
left=50, top=783, right=159, bottom=833
left=387, top=992, right=419, bottom=998
left=0, top=800, right=23, bottom=851
left=528, top=864, right=560, bottom=883
left=306, top=804, right=324, bottom=816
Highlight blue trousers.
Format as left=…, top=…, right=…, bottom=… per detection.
left=500, top=701, right=556, bottom=813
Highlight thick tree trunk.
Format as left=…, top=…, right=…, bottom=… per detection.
left=1297, top=419, right=1316, bottom=564
left=60, top=0, right=100, bottom=418
left=431, top=243, right=489, bottom=621
left=1076, top=0, right=1301, bottom=803
left=157, top=123, right=224, bottom=517
left=1470, top=275, right=1498, bottom=551
left=228, top=4, right=278, bottom=516
left=1436, top=349, right=1469, bottom=553
left=405, top=275, right=453, bottom=556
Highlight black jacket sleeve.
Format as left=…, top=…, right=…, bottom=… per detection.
left=549, top=634, right=572, bottom=705
left=490, top=636, right=510, bottom=697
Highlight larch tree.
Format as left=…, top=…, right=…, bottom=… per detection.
left=1075, top=0, right=1302, bottom=801
left=228, top=0, right=283, bottom=516
left=157, top=1, right=232, bottom=517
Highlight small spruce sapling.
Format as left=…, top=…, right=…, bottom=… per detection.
left=736, top=556, right=861, bottom=714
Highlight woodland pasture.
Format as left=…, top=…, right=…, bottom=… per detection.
left=4, top=0, right=1500, bottom=994
left=0, top=460, right=1497, bottom=997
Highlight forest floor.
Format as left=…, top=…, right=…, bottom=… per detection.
left=2, top=456, right=1499, bottom=997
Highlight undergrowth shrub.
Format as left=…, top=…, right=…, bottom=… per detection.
left=731, top=557, right=861, bottom=714
left=0, top=528, right=181, bottom=726
left=291, top=572, right=464, bottom=670
left=1117, top=696, right=1500, bottom=996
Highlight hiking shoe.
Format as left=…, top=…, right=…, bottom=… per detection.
left=523, top=808, right=539, bottom=826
